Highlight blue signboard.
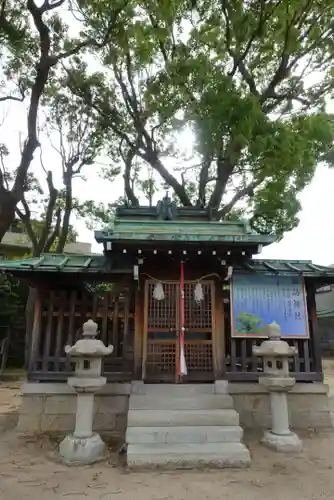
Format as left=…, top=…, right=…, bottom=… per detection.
left=231, top=274, right=309, bottom=338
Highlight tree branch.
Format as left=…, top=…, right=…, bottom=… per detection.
left=36, top=170, right=58, bottom=255
left=208, top=137, right=243, bottom=209
left=146, top=9, right=169, bottom=65
left=221, top=0, right=270, bottom=95
left=0, top=167, right=4, bottom=190
left=12, top=0, right=54, bottom=199
left=15, top=201, right=39, bottom=255
left=56, top=169, right=73, bottom=253
left=111, top=46, right=192, bottom=206
left=40, top=0, right=65, bottom=14
left=196, top=155, right=212, bottom=207
left=139, top=149, right=192, bottom=206
left=260, top=3, right=321, bottom=105
left=44, top=207, right=61, bottom=252
left=0, top=147, right=9, bottom=190
left=120, top=140, right=140, bottom=207
left=216, top=180, right=261, bottom=220
left=52, top=3, right=127, bottom=64
left=11, top=0, right=126, bottom=206
left=0, top=95, right=24, bottom=103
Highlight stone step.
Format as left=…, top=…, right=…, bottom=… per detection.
left=127, top=409, right=239, bottom=427
left=127, top=442, right=251, bottom=469
left=129, top=394, right=234, bottom=410
left=126, top=425, right=243, bottom=444
left=131, top=383, right=216, bottom=396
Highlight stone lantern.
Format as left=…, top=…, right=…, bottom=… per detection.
left=253, top=321, right=302, bottom=452
left=59, top=319, right=113, bottom=465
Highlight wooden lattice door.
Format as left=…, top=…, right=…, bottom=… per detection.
left=143, top=280, right=214, bottom=382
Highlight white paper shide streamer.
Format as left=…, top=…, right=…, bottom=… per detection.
left=194, top=282, right=204, bottom=303
left=180, top=329, right=187, bottom=375
left=153, top=282, right=165, bottom=300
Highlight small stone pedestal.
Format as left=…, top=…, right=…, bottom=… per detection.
left=59, top=320, right=113, bottom=465
left=253, top=322, right=302, bottom=453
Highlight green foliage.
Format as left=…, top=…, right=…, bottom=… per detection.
left=84, top=281, right=114, bottom=299
left=64, top=0, right=334, bottom=240
left=0, top=0, right=127, bottom=242
left=0, top=273, right=21, bottom=333
left=1, top=0, right=334, bottom=242
left=74, top=199, right=117, bottom=230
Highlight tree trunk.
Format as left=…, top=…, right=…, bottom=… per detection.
left=0, top=192, right=17, bottom=242
left=56, top=177, right=72, bottom=253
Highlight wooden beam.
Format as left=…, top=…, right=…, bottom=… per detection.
left=42, top=290, right=55, bottom=372
left=306, top=281, right=323, bottom=377
left=55, top=290, right=66, bottom=370
left=92, top=294, right=98, bottom=321
left=101, top=293, right=109, bottom=346
left=263, top=261, right=279, bottom=272
left=66, top=290, right=77, bottom=371
left=286, top=262, right=302, bottom=273
left=29, top=256, right=45, bottom=269
left=28, top=289, right=42, bottom=373
left=134, top=287, right=143, bottom=379
left=79, top=291, right=88, bottom=341
left=82, top=257, right=93, bottom=268
left=212, top=280, right=224, bottom=379
left=56, top=256, right=69, bottom=270
left=112, top=294, right=119, bottom=354
left=307, top=263, right=325, bottom=273
left=141, top=281, right=149, bottom=380
left=122, top=289, right=130, bottom=367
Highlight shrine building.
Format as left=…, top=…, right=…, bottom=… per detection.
left=1, top=196, right=333, bottom=464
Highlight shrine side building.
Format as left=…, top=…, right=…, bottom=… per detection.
left=1, top=198, right=334, bottom=436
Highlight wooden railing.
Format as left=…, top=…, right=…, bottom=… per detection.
left=225, top=337, right=322, bottom=382
left=29, top=286, right=135, bottom=382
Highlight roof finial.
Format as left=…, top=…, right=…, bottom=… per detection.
left=156, top=185, right=177, bottom=220
left=163, top=182, right=170, bottom=199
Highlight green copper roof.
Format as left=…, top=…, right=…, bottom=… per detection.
left=95, top=197, right=275, bottom=247
left=237, top=260, right=334, bottom=277
left=0, top=254, right=333, bottom=280
left=0, top=254, right=106, bottom=273
left=95, top=219, right=274, bottom=245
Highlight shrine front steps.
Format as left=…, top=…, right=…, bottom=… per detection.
left=125, top=382, right=251, bottom=470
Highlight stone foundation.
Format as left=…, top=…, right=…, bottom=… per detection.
left=17, top=382, right=333, bottom=435
left=229, top=383, right=333, bottom=430
left=17, top=382, right=130, bottom=437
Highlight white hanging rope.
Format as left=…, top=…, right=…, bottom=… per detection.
left=143, top=272, right=221, bottom=283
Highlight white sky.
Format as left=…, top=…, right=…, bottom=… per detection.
left=1, top=77, right=333, bottom=266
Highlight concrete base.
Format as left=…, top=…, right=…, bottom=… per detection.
left=229, top=382, right=333, bottom=430
left=17, top=382, right=333, bottom=436
left=18, top=382, right=129, bottom=437
left=59, top=432, right=108, bottom=465
left=261, top=430, right=303, bottom=453
left=127, top=442, right=251, bottom=469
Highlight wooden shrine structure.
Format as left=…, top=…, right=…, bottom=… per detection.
left=1, top=195, right=334, bottom=385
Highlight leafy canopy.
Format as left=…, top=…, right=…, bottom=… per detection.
left=0, top=0, right=128, bottom=241
left=65, top=0, right=334, bottom=239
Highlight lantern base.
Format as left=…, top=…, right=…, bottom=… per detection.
left=261, top=430, right=303, bottom=453
left=59, top=432, right=108, bottom=465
